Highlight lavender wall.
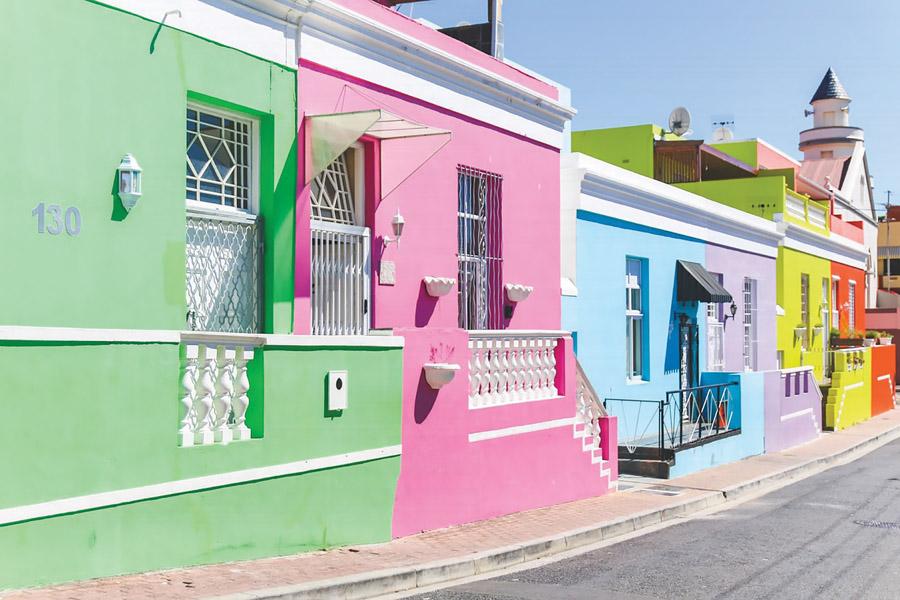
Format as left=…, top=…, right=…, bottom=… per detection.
left=705, top=243, right=778, bottom=372
left=763, top=369, right=822, bottom=453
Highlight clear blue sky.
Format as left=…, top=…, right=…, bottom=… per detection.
left=397, top=0, right=899, bottom=211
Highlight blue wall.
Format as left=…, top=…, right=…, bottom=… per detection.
left=567, top=212, right=706, bottom=413
left=669, top=371, right=766, bottom=477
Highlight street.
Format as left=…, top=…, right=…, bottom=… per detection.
left=409, top=438, right=900, bottom=600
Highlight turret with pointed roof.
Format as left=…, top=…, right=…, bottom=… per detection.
left=810, top=67, right=851, bottom=103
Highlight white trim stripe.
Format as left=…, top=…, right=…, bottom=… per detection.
left=781, top=408, right=813, bottom=422
left=0, top=326, right=404, bottom=348
left=877, top=375, right=891, bottom=382
left=469, top=417, right=576, bottom=443
left=0, top=445, right=402, bottom=526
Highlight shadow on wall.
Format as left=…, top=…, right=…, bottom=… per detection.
left=414, top=367, right=439, bottom=423
left=415, top=280, right=439, bottom=327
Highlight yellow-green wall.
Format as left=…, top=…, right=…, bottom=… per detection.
left=825, top=348, right=872, bottom=430
left=778, top=247, right=831, bottom=380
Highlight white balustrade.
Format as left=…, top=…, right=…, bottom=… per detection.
left=179, top=341, right=257, bottom=447
left=468, top=332, right=560, bottom=409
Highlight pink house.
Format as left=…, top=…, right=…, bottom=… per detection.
left=293, top=0, right=617, bottom=536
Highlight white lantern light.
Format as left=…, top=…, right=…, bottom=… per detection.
left=383, top=209, right=406, bottom=247
left=117, top=154, right=143, bottom=211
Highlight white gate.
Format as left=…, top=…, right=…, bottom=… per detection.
left=310, top=220, right=370, bottom=336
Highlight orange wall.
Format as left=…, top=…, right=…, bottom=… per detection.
left=832, top=262, right=867, bottom=334
left=871, top=344, right=896, bottom=416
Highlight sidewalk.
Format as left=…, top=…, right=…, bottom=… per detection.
left=6, top=408, right=900, bottom=600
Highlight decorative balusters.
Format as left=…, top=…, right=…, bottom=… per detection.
left=467, top=333, right=561, bottom=409
left=194, top=346, right=217, bottom=445
left=179, top=342, right=257, bottom=447
left=231, top=347, right=253, bottom=441
left=178, top=346, right=199, bottom=447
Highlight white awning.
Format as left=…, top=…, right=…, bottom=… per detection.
left=305, top=109, right=451, bottom=191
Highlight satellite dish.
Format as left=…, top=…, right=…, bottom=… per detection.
left=668, top=106, right=692, bottom=136
left=711, top=126, right=734, bottom=142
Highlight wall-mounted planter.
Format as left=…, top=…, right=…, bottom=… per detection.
left=505, top=283, right=533, bottom=303
left=423, top=363, right=460, bottom=390
left=793, top=327, right=807, bottom=341
left=423, top=276, right=455, bottom=297
left=812, top=326, right=825, bottom=337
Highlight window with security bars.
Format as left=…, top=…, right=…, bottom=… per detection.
left=184, top=104, right=261, bottom=334
left=310, top=147, right=370, bottom=335
left=831, top=279, right=839, bottom=329
left=706, top=273, right=725, bottom=371
left=849, top=281, right=857, bottom=331
left=186, top=106, right=252, bottom=210
left=742, top=278, right=758, bottom=371
left=457, top=166, right=503, bottom=330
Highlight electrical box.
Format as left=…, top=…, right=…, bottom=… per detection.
left=328, top=370, right=348, bottom=411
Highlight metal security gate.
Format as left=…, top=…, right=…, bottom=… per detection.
left=679, top=316, right=698, bottom=419
left=310, top=220, right=370, bottom=336
left=457, top=165, right=503, bottom=330
left=186, top=213, right=262, bottom=333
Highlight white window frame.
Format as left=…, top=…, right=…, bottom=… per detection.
left=186, top=102, right=259, bottom=218
left=849, top=280, right=857, bottom=331
left=625, top=258, right=645, bottom=382
left=310, top=142, right=366, bottom=228
left=706, top=273, right=725, bottom=371
left=831, top=276, right=840, bottom=329
left=800, top=273, right=810, bottom=350
left=742, top=277, right=758, bottom=371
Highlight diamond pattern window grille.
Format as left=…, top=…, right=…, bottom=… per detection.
left=186, top=214, right=261, bottom=334
left=310, top=149, right=358, bottom=225
left=186, top=106, right=252, bottom=210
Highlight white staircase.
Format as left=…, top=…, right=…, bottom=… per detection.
left=574, top=359, right=616, bottom=490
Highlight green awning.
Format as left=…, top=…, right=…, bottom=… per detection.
left=676, top=260, right=732, bottom=303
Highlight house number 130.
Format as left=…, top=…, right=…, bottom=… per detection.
left=32, top=203, right=81, bottom=236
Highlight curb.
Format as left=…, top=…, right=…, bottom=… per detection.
left=215, top=418, right=900, bottom=600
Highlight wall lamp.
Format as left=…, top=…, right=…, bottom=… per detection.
left=723, top=301, right=738, bottom=324
left=117, top=154, right=143, bottom=211
left=383, top=209, right=405, bottom=247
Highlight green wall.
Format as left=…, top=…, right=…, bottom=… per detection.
left=710, top=140, right=758, bottom=168
left=676, top=176, right=786, bottom=221
left=0, top=341, right=403, bottom=588
left=777, top=247, right=832, bottom=380
left=0, top=0, right=296, bottom=333
left=572, top=124, right=659, bottom=177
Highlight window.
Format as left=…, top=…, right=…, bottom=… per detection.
left=743, top=278, right=758, bottom=371
left=458, top=166, right=503, bottom=330
left=185, top=104, right=261, bottom=334
left=310, top=146, right=370, bottom=336
left=849, top=280, right=857, bottom=331
left=831, top=279, right=839, bottom=329
left=186, top=105, right=253, bottom=210
left=706, top=273, right=725, bottom=371
left=800, top=273, right=810, bottom=350
left=626, top=258, right=645, bottom=380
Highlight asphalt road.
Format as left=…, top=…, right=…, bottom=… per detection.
left=409, top=438, right=900, bottom=600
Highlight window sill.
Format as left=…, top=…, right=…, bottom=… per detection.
left=625, top=378, right=650, bottom=386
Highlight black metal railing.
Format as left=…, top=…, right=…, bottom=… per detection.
left=605, top=382, right=738, bottom=455
left=665, top=382, right=738, bottom=448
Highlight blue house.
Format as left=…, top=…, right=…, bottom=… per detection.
left=562, top=153, right=781, bottom=477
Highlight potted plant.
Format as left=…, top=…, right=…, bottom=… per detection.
left=863, top=330, right=878, bottom=347
left=879, top=331, right=894, bottom=346
left=830, top=329, right=857, bottom=348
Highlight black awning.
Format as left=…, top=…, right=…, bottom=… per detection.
left=676, top=260, right=733, bottom=303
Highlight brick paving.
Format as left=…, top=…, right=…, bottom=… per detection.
left=5, top=409, right=900, bottom=600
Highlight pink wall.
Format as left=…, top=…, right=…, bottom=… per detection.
left=295, top=60, right=562, bottom=334
left=328, top=0, right=558, bottom=100
left=295, top=59, right=614, bottom=537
